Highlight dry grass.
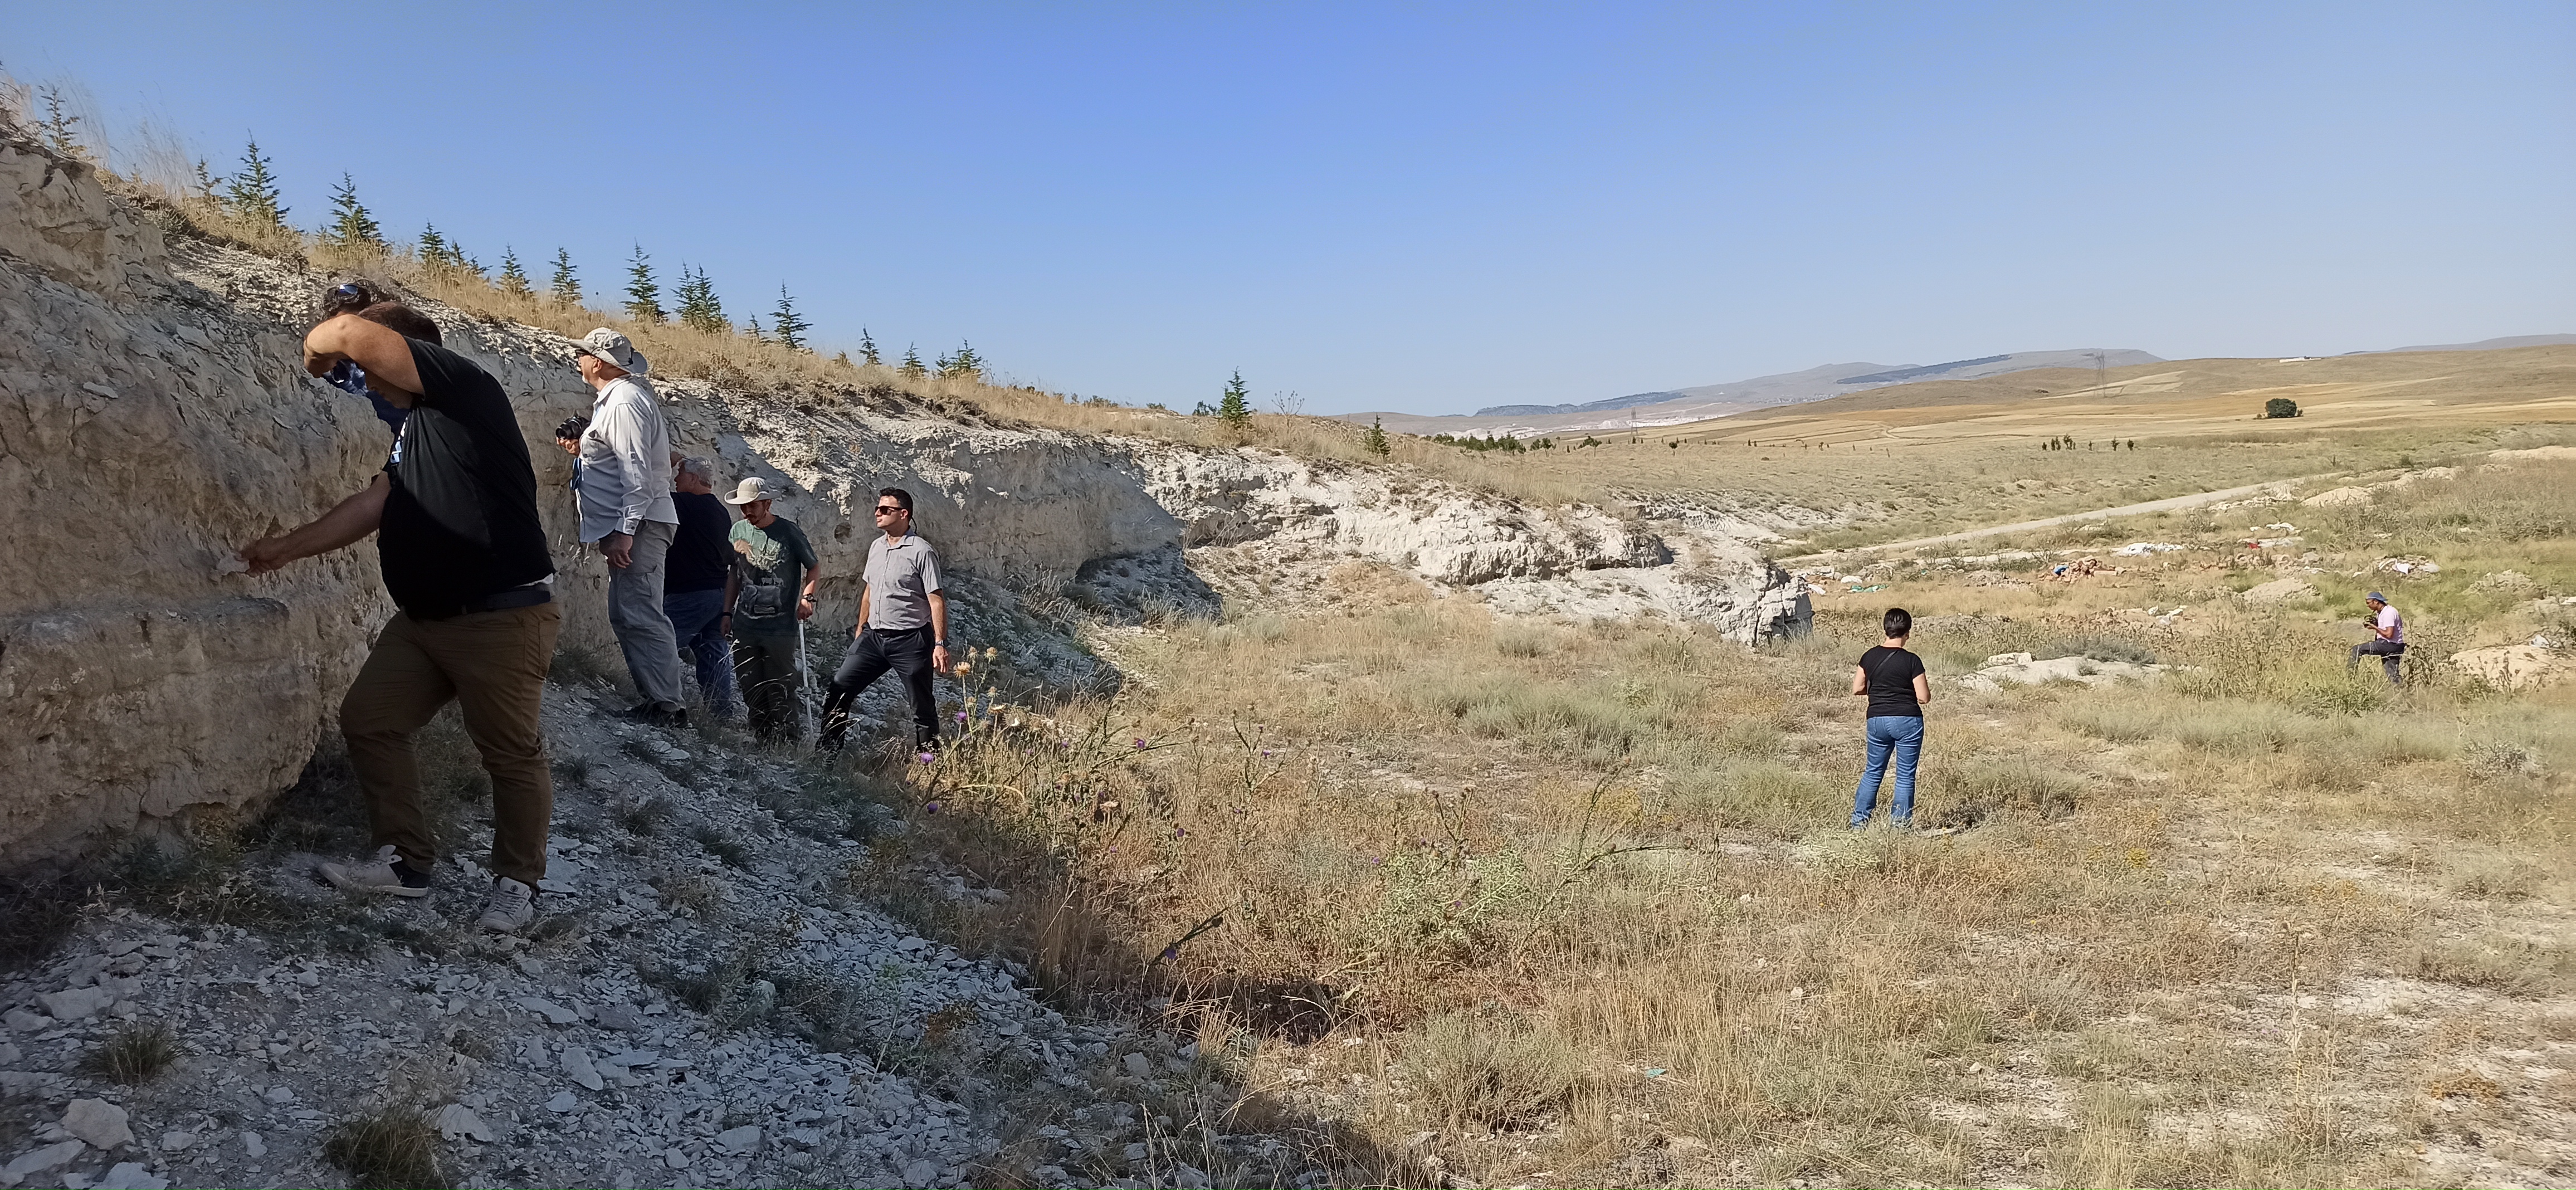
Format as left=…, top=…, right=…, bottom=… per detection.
left=839, top=453, right=2576, bottom=1187
left=82, top=1023, right=177, bottom=1084
left=323, top=1106, right=447, bottom=1189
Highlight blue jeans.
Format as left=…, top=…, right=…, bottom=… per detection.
left=1853, top=715, right=1924, bottom=827
left=662, top=587, right=739, bottom=715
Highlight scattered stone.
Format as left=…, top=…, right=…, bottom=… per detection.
left=261, top=1084, right=295, bottom=1104
left=594, top=1003, right=647, bottom=1032
left=716, top=1125, right=761, bottom=1155
left=2240, top=576, right=2316, bottom=604
left=2452, top=645, right=2574, bottom=691
left=94, top=1162, right=168, bottom=1190
left=1, top=1140, right=85, bottom=1185
left=2, top=1009, right=47, bottom=1033
left=1957, top=652, right=2164, bottom=693
left=563, top=1045, right=605, bottom=1091
left=1123, top=1052, right=1151, bottom=1078
left=518, top=996, right=579, bottom=1025
left=37, top=987, right=113, bottom=1022
left=156, top=1132, right=195, bottom=1153
left=240, top=1132, right=265, bottom=1158
left=436, top=1104, right=496, bottom=1143
left=902, top=1157, right=940, bottom=1187
left=545, top=1091, right=579, bottom=1113
left=62, top=1099, right=133, bottom=1149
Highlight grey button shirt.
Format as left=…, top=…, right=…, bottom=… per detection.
left=863, top=531, right=944, bottom=631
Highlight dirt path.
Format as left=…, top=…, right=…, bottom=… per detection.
left=1778, top=477, right=2306, bottom=563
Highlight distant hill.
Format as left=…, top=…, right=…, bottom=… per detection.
left=2370, top=333, right=2576, bottom=354
left=1345, top=349, right=2160, bottom=438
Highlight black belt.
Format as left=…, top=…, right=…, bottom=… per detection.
left=464, top=584, right=553, bottom=614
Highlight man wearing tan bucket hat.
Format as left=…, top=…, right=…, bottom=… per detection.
left=570, top=329, right=686, bottom=727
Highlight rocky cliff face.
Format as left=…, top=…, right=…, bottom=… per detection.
left=0, top=134, right=1798, bottom=865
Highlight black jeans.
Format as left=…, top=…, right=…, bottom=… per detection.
left=2350, top=638, right=2405, bottom=685
left=821, top=626, right=940, bottom=750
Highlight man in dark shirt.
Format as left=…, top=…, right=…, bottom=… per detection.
left=663, top=457, right=739, bottom=719
left=241, top=291, right=558, bottom=934
left=721, top=477, right=822, bottom=742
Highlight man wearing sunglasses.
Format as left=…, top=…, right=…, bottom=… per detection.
left=819, top=487, right=952, bottom=754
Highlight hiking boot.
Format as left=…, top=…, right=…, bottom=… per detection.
left=475, top=876, right=538, bottom=933
left=319, top=845, right=432, bottom=898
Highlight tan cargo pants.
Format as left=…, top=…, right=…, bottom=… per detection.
left=339, top=602, right=560, bottom=884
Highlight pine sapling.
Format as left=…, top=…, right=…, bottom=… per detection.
left=1217, top=370, right=1253, bottom=430
left=548, top=248, right=581, bottom=305
left=770, top=286, right=811, bottom=352
left=623, top=244, right=663, bottom=324
left=497, top=247, right=531, bottom=296
left=324, top=173, right=384, bottom=252
left=224, top=135, right=287, bottom=230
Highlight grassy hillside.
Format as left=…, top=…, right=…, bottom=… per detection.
left=871, top=452, right=2576, bottom=1187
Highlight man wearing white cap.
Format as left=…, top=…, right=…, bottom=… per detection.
left=572, top=329, right=686, bottom=726
left=721, top=476, right=822, bottom=742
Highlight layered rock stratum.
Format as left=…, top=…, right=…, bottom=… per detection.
left=0, top=130, right=1800, bottom=865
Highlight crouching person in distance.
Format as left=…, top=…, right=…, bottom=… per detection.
left=240, top=284, right=558, bottom=934
left=819, top=487, right=952, bottom=755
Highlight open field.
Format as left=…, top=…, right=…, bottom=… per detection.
left=856, top=446, right=2576, bottom=1188
left=1354, top=345, right=2576, bottom=548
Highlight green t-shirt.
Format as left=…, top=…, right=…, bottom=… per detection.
left=728, top=516, right=817, bottom=633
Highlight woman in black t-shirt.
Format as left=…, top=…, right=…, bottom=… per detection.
left=1850, top=607, right=1931, bottom=828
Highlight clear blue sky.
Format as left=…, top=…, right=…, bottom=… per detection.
left=10, top=2, right=2572, bottom=416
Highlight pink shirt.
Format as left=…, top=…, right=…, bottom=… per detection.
left=2377, top=604, right=2404, bottom=643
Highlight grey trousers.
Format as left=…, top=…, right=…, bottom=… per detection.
left=606, top=519, right=685, bottom=708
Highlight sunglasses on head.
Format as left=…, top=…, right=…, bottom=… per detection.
left=331, top=282, right=365, bottom=301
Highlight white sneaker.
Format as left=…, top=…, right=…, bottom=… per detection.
left=318, top=845, right=432, bottom=898
left=475, top=876, right=538, bottom=933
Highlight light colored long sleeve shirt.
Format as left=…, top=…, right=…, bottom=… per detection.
left=575, top=375, right=678, bottom=542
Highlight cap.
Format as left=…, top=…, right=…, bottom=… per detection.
left=573, top=328, right=650, bottom=375
left=722, top=477, right=774, bottom=505
left=2365, top=591, right=2387, bottom=603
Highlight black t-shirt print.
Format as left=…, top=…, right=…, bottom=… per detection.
left=1858, top=646, right=1926, bottom=718
left=378, top=339, right=553, bottom=619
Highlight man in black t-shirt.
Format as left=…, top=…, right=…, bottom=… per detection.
left=242, top=292, right=559, bottom=934
left=1848, top=606, right=1930, bottom=829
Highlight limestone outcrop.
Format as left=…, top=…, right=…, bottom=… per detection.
left=0, top=134, right=1798, bottom=864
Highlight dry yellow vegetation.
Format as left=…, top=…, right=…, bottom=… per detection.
left=847, top=453, right=2575, bottom=1188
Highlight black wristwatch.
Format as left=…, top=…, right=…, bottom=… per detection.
left=935, top=640, right=950, bottom=648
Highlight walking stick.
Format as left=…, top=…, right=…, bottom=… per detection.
left=797, top=616, right=816, bottom=743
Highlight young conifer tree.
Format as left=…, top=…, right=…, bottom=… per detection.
left=497, top=247, right=531, bottom=296
left=623, top=244, right=663, bottom=323
left=417, top=225, right=451, bottom=270
left=548, top=248, right=581, bottom=305
left=36, top=86, right=83, bottom=158
left=675, top=266, right=726, bottom=333
left=1217, top=370, right=1252, bottom=429
left=900, top=344, right=926, bottom=379
left=225, top=136, right=287, bottom=230
left=857, top=328, right=881, bottom=367
left=324, top=174, right=384, bottom=252
left=939, top=341, right=982, bottom=379
left=191, top=160, right=219, bottom=201
left=770, top=286, right=811, bottom=352
left=1364, top=417, right=1392, bottom=457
